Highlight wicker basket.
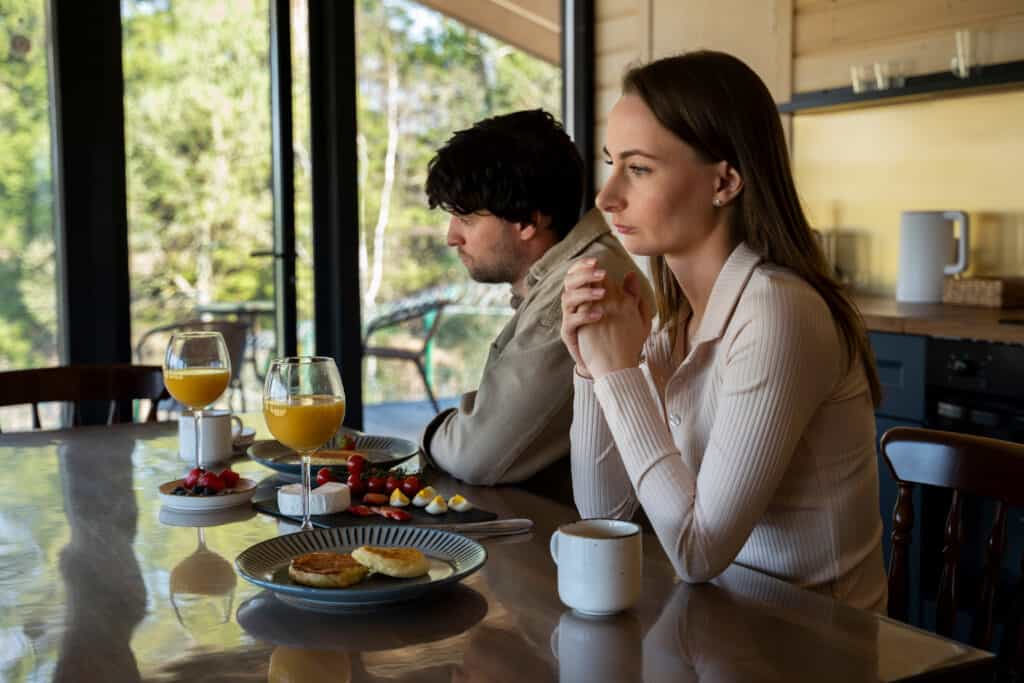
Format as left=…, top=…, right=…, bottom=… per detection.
left=943, top=277, right=1024, bottom=308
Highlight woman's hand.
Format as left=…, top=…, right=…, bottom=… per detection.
left=560, top=258, right=608, bottom=379
left=577, top=271, right=652, bottom=380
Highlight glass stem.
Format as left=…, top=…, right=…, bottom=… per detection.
left=194, top=408, right=203, bottom=470
left=301, top=451, right=313, bottom=531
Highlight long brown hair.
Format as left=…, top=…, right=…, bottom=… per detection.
left=623, top=51, right=881, bottom=405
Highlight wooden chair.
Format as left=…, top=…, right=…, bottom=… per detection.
left=0, top=364, right=169, bottom=432
left=135, top=319, right=248, bottom=411
left=881, top=426, right=1024, bottom=669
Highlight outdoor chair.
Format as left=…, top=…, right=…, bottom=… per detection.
left=135, top=319, right=248, bottom=411
left=0, top=364, right=169, bottom=432
left=881, top=426, right=1024, bottom=677
left=362, top=282, right=510, bottom=413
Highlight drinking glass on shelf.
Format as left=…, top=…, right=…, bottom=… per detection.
left=263, top=357, right=346, bottom=531
left=164, top=331, right=231, bottom=470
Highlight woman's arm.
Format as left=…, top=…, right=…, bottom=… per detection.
left=570, top=370, right=639, bottom=520
left=592, top=281, right=841, bottom=582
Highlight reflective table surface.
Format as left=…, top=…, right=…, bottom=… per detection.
left=0, top=419, right=994, bottom=681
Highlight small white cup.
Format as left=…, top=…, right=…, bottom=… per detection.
left=178, top=410, right=243, bottom=467
left=551, top=610, right=642, bottom=683
left=549, top=518, right=642, bottom=616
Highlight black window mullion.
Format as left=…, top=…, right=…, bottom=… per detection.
left=269, top=0, right=298, bottom=358
left=49, top=0, right=131, bottom=424
left=307, top=0, right=363, bottom=429
left=562, top=0, right=595, bottom=212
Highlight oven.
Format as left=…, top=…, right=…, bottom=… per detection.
left=916, top=338, right=1024, bottom=642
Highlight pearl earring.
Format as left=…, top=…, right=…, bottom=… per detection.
left=713, top=198, right=722, bottom=207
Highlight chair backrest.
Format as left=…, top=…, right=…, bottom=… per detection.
left=0, top=364, right=169, bottom=431
left=881, top=426, right=1024, bottom=655
left=135, top=319, right=247, bottom=383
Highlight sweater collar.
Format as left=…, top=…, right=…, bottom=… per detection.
left=689, top=242, right=762, bottom=344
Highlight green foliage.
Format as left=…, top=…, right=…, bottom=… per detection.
left=1, top=0, right=560, bottom=403
left=0, top=0, right=57, bottom=370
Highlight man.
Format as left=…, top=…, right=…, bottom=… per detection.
left=421, top=109, right=651, bottom=492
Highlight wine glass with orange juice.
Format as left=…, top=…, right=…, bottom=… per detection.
left=263, top=357, right=346, bottom=531
left=164, top=331, right=231, bottom=471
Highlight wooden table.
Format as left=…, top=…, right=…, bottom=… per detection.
left=0, top=420, right=994, bottom=682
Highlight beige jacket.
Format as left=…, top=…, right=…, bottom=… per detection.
left=572, top=243, right=887, bottom=611
left=423, top=209, right=652, bottom=486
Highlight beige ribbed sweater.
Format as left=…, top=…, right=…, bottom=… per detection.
left=571, top=243, right=887, bottom=611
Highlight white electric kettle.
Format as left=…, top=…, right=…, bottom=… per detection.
left=896, top=210, right=970, bottom=303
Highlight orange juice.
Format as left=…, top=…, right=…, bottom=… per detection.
left=264, top=395, right=346, bottom=452
left=164, top=368, right=231, bottom=408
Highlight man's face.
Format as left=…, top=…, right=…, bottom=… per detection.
left=446, top=211, right=525, bottom=284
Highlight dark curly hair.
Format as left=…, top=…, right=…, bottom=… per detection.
left=425, top=109, right=584, bottom=240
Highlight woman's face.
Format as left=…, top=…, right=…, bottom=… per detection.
left=596, top=94, right=723, bottom=259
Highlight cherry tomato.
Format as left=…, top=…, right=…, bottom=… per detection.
left=385, top=475, right=401, bottom=494
left=400, top=476, right=422, bottom=497
left=184, top=467, right=205, bottom=489
left=366, top=475, right=386, bottom=493
left=346, top=454, right=366, bottom=474
left=197, top=471, right=225, bottom=493
left=218, top=468, right=240, bottom=488
left=346, top=472, right=367, bottom=497
left=316, top=467, right=336, bottom=487
left=338, top=433, right=357, bottom=450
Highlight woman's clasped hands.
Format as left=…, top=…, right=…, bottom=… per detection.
left=561, top=258, right=651, bottom=381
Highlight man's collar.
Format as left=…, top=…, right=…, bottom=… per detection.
left=521, top=208, right=610, bottom=295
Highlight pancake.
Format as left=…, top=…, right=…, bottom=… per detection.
left=309, top=449, right=364, bottom=465
left=288, top=551, right=369, bottom=588
left=351, top=546, right=430, bottom=578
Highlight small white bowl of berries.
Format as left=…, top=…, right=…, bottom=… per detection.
left=159, top=466, right=257, bottom=512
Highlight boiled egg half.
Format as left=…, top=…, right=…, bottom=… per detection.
left=425, top=495, right=448, bottom=515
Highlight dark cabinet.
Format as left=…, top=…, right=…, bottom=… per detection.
left=871, top=332, right=926, bottom=624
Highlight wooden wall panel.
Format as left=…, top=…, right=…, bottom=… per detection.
left=793, top=0, right=1024, bottom=92
left=795, top=0, right=1020, bottom=56
left=650, top=0, right=793, bottom=103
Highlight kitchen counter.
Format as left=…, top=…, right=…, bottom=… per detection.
left=852, top=295, right=1024, bottom=345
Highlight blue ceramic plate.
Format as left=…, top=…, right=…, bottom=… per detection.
left=234, top=525, right=486, bottom=612
left=247, top=430, right=419, bottom=480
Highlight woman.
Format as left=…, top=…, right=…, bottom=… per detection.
left=562, top=51, right=886, bottom=610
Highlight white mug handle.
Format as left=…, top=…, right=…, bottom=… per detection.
left=550, top=625, right=560, bottom=660
left=230, top=415, right=243, bottom=437
left=549, top=530, right=560, bottom=566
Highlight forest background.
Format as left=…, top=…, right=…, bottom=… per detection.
left=0, top=0, right=560, bottom=405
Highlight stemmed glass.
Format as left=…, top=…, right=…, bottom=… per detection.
left=263, top=357, right=346, bottom=531
left=164, top=331, right=231, bottom=470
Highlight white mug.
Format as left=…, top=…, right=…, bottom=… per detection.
left=178, top=410, right=243, bottom=466
left=550, top=609, right=642, bottom=683
left=549, top=518, right=642, bottom=616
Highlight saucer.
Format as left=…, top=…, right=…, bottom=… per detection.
left=233, top=427, right=257, bottom=451
left=159, top=505, right=257, bottom=528
left=159, top=478, right=257, bottom=512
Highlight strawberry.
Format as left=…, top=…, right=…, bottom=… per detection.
left=197, top=471, right=225, bottom=493
left=184, top=467, right=204, bottom=489
left=218, top=468, right=240, bottom=489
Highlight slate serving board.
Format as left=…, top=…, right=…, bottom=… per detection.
left=252, top=497, right=497, bottom=528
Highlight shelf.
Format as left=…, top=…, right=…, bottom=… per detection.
left=778, top=60, right=1024, bottom=114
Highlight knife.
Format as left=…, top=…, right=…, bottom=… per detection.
left=427, top=517, right=533, bottom=537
